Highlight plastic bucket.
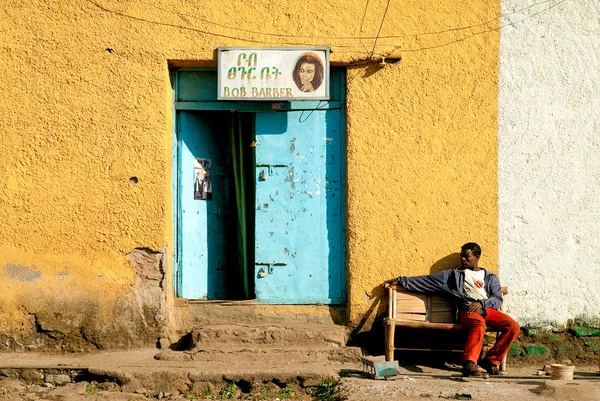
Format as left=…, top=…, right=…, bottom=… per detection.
left=550, top=364, right=575, bottom=380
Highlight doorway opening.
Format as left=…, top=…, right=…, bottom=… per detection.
left=173, top=68, right=347, bottom=304
left=176, top=111, right=255, bottom=300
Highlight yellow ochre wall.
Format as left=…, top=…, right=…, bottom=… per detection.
left=0, top=0, right=499, bottom=347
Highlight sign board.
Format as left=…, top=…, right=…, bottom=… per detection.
left=217, top=47, right=330, bottom=101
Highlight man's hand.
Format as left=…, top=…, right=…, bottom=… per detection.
left=301, top=83, right=314, bottom=92
left=466, top=302, right=483, bottom=314
left=383, top=280, right=404, bottom=291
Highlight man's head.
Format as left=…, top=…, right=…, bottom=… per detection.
left=460, top=242, right=481, bottom=270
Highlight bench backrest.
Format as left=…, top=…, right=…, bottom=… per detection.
left=389, top=290, right=456, bottom=323
left=387, top=286, right=508, bottom=323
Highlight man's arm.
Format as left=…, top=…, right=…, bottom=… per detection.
left=384, top=270, right=452, bottom=293
left=481, top=274, right=503, bottom=310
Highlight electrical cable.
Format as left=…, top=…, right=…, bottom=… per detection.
left=358, top=0, right=372, bottom=52
left=86, top=0, right=570, bottom=54
left=348, top=0, right=375, bottom=83
left=399, top=0, right=568, bottom=53
left=369, top=0, right=392, bottom=59
left=106, top=0, right=560, bottom=41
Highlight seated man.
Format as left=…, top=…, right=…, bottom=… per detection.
left=383, top=242, right=520, bottom=376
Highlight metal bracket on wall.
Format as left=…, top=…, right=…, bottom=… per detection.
left=256, top=164, right=289, bottom=177
left=255, top=262, right=287, bottom=275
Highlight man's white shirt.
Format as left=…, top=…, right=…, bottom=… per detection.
left=464, top=269, right=487, bottom=300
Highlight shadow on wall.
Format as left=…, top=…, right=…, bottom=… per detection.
left=349, top=253, right=461, bottom=354
left=430, top=253, right=460, bottom=274
left=347, top=283, right=387, bottom=352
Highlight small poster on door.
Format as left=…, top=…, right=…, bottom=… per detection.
left=194, top=158, right=213, bottom=201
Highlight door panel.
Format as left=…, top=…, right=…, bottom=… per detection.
left=178, top=111, right=229, bottom=299
left=254, top=109, right=346, bottom=304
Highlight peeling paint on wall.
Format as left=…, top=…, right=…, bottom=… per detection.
left=0, top=246, right=171, bottom=351
left=3, top=264, right=42, bottom=282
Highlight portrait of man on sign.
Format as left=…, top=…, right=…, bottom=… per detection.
left=292, top=53, right=324, bottom=93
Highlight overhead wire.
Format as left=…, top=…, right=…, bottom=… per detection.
left=348, top=0, right=375, bottom=84
left=85, top=0, right=363, bottom=48
left=86, top=0, right=570, bottom=54
left=369, top=0, right=392, bottom=59
left=358, top=0, right=372, bottom=53
left=398, top=0, right=569, bottom=53
left=377, top=0, right=557, bottom=39
left=107, top=0, right=560, bottom=42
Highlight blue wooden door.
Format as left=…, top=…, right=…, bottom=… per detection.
left=254, top=109, right=346, bottom=304
left=177, top=111, right=230, bottom=299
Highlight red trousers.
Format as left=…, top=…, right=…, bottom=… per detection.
left=458, top=308, right=520, bottom=366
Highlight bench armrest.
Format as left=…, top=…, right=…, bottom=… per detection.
left=387, top=287, right=396, bottom=319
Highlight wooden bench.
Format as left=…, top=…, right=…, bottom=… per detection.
left=384, top=287, right=509, bottom=372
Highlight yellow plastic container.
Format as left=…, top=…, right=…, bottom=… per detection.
left=550, top=364, right=575, bottom=380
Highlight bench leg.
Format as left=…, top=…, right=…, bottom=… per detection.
left=495, top=332, right=507, bottom=372
left=385, top=322, right=395, bottom=361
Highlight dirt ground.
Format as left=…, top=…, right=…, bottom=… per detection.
left=343, top=375, right=600, bottom=401
left=1, top=349, right=599, bottom=401
left=2, top=367, right=600, bottom=401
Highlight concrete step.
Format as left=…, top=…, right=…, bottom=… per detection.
left=172, top=301, right=347, bottom=329
left=0, top=349, right=362, bottom=395
left=155, top=345, right=363, bottom=363
left=186, top=323, right=350, bottom=349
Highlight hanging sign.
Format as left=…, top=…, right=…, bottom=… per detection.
left=217, top=47, right=330, bottom=101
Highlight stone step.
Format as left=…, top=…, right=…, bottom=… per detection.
left=172, top=301, right=347, bottom=329
left=155, top=345, right=363, bottom=364
left=184, top=323, right=350, bottom=349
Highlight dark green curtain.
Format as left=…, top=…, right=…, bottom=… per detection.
left=229, top=112, right=255, bottom=299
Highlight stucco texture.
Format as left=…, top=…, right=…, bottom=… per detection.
left=498, top=0, right=600, bottom=327
left=1, top=0, right=500, bottom=345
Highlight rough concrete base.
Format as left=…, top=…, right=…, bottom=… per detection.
left=0, top=248, right=170, bottom=352
left=0, top=349, right=358, bottom=395
left=188, top=323, right=349, bottom=348
left=158, top=320, right=361, bottom=363
left=155, top=346, right=363, bottom=364
left=171, top=301, right=347, bottom=341
left=155, top=333, right=362, bottom=364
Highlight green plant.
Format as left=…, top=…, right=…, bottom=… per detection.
left=253, top=388, right=272, bottom=401
left=86, top=383, right=96, bottom=393
left=277, top=387, right=295, bottom=399
left=311, top=378, right=343, bottom=401
left=201, top=387, right=213, bottom=397
left=217, top=382, right=238, bottom=400
left=184, top=390, right=197, bottom=399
